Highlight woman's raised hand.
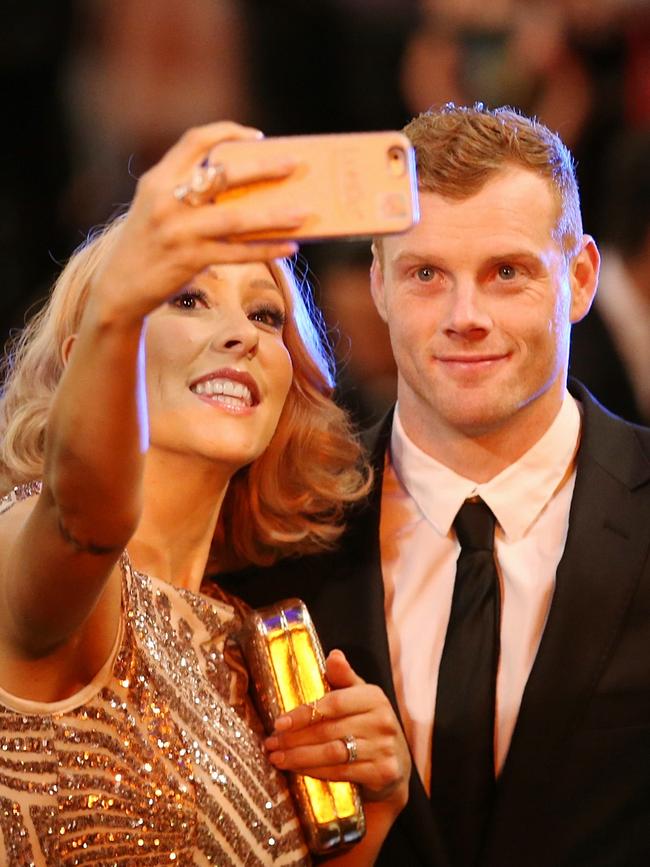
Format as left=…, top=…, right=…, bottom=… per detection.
left=264, top=649, right=411, bottom=813
left=88, top=121, right=307, bottom=323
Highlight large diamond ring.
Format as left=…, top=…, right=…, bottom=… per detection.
left=174, top=162, right=227, bottom=206
left=341, top=734, right=358, bottom=764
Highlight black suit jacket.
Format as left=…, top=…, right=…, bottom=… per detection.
left=570, top=307, right=645, bottom=426
left=215, top=381, right=650, bottom=866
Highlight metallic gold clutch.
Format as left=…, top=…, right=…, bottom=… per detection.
left=239, top=598, right=366, bottom=854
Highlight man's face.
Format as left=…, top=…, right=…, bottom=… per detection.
left=371, top=167, right=598, bottom=454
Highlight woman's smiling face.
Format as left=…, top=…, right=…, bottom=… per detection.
left=144, top=261, right=293, bottom=472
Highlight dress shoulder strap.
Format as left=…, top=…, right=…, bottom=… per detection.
left=0, top=480, right=42, bottom=515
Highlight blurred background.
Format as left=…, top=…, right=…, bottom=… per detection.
left=2, top=0, right=649, bottom=426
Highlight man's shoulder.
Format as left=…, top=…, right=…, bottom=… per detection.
left=215, top=494, right=377, bottom=603
left=361, top=407, right=395, bottom=462
left=213, top=413, right=394, bottom=610
left=571, top=379, right=650, bottom=439
left=570, top=378, right=650, bottom=484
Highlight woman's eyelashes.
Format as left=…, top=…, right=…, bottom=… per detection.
left=249, top=305, right=286, bottom=331
left=170, top=288, right=208, bottom=310
left=170, top=289, right=285, bottom=331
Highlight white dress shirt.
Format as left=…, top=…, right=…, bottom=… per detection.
left=380, top=393, right=582, bottom=792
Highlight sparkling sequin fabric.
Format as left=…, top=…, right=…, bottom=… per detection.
left=0, top=485, right=310, bottom=866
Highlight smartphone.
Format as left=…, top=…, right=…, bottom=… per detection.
left=212, top=130, right=419, bottom=242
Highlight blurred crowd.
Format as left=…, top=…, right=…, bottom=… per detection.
left=2, top=0, right=649, bottom=425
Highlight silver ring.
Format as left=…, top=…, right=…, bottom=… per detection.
left=174, top=162, right=227, bottom=206
left=341, top=734, right=357, bottom=764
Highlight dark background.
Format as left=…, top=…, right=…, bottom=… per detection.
left=2, top=0, right=649, bottom=423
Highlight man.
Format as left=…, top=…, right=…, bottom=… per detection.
left=216, top=105, right=650, bottom=866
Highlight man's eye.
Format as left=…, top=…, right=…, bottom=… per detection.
left=497, top=264, right=517, bottom=280
left=249, top=306, right=286, bottom=330
left=416, top=266, right=436, bottom=282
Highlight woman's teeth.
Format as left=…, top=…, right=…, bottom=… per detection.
left=192, top=379, right=253, bottom=406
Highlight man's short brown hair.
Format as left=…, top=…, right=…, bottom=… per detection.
left=381, top=103, right=583, bottom=260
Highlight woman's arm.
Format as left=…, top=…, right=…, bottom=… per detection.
left=0, top=121, right=303, bottom=680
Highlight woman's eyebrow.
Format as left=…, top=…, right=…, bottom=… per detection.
left=249, top=278, right=286, bottom=300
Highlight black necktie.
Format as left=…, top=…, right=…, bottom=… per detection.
left=430, top=498, right=500, bottom=867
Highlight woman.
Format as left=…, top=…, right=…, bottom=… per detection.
left=0, top=122, right=410, bottom=865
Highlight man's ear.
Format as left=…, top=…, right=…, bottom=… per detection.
left=369, top=248, right=388, bottom=323
left=569, top=235, right=600, bottom=324
left=61, top=334, right=77, bottom=367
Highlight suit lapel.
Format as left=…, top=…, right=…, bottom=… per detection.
left=353, top=411, right=450, bottom=867
left=488, top=385, right=650, bottom=846
left=347, top=411, right=399, bottom=707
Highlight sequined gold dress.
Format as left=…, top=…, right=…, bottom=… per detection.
left=0, top=484, right=310, bottom=866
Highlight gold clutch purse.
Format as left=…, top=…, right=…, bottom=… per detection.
left=239, top=598, right=366, bottom=854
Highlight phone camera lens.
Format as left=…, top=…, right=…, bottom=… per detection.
left=387, top=147, right=406, bottom=176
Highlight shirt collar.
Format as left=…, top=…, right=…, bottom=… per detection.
left=390, top=393, right=582, bottom=541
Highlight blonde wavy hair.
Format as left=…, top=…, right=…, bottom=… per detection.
left=0, top=218, right=370, bottom=566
